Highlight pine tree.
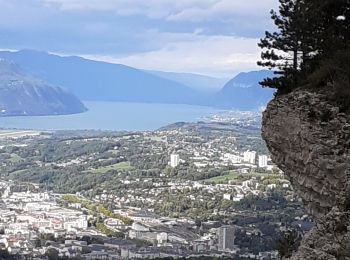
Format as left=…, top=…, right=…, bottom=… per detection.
left=258, top=0, right=306, bottom=92
left=258, top=0, right=350, bottom=93
left=307, top=0, right=350, bottom=58
left=301, top=0, right=350, bottom=90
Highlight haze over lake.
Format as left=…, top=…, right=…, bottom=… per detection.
left=0, top=101, right=223, bottom=131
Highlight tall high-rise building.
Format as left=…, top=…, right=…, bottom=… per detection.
left=218, top=226, right=236, bottom=251
left=170, top=154, right=180, bottom=168
left=243, top=151, right=256, bottom=164
left=258, top=155, right=268, bottom=168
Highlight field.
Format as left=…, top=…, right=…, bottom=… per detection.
left=205, top=171, right=240, bottom=184
left=147, top=136, right=166, bottom=142
left=89, top=162, right=133, bottom=174
left=0, top=130, right=41, bottom=139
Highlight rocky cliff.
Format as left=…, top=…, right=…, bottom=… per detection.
left=262, top=90, right=350, bottom=259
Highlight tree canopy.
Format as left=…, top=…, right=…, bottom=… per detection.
left=258, top=0, right=350, bottom=95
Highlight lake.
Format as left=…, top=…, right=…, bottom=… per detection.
left=0, top=101, right=223, bottom=131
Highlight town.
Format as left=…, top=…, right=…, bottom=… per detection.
left=0, top=113, right=310, bottom=259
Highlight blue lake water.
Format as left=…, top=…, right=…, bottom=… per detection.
left=0, top=101, right=223, bottom=131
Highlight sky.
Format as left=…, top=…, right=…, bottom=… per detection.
left=0, top=0, right=277, bottom=77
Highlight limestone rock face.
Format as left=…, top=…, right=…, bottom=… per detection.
left=262, top=90, right=350, bottom=258
left=290, top=207, right=350, bottom=260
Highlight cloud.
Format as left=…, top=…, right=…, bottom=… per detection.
left=167, top=0, right=276, bottom=22
left=83, top=33, right=261, bottom=77
left=40, top=0, right=277, bottom=22
left=0, top=0, right=274, bottom=76
left=41, top=0, right=217, bottom=18
left=38, top=0, right=277, bottom=38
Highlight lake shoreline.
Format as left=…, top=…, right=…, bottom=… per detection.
left=0, top=101, right=224, bottom=132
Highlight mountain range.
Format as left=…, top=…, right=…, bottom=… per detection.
left=213, top=70, right=275, bottom=110
left=0, top=50, right=275, bottom=112
left=0, top=59, right=86, bottom=116
left=0, top=50, right=202, bottom=105
left=145, top=70, right=228, bottom=93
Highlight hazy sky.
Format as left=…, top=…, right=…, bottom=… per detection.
left=0, top=0, right=277, bottom=77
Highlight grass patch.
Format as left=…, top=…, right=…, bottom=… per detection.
left=9, top=153, right=22, bottom=163
left=96, top=223, right=124, bottom=237
left=108, top=150, right=119, bottom=155
left=206, top=171, right=240, bottom=184
left=90, top=162, right=133, bottom=174
left=205, top=171, right=282, bottom=184
left=147, top=136, right=166, bottom=142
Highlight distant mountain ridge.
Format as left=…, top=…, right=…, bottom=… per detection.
left=144, top=70, right=228, bottom=93
left=211, top=70, right=275, bottom=110
left=0, top=59, right=86, bottom=116
left=0, top=50, right=203, bottom=105
left=0, top=50, right=275, bottom=111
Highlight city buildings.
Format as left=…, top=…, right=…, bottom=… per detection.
left=0, top=116, right=292, bottom=259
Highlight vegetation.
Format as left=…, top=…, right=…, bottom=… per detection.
left=9, top=153, right=22, bottom=163
left=88, top=161, right=133, bottom=174
left=277, top=230, right=302, bottom=259
left=204, top=171, right=240, bottom=184
left=204, top=171, right=281, bottom=185
left=258, top=0, right=350, bottom=101
left=62, top=195, right=133, bottom=225
left=96, top=223, right=124, bottom=238
left=0, top=126, right=308, bottom=256
left=0, top=123, right=267, bottom=193
left=234, top=192, right=287, bottom=211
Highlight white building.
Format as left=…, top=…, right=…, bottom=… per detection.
left=157, top=232, right=168, bottom=244
left=267, top=184, right=277, bottom=190
left=223, top=194, right=232, bottom=201
left=2, top=186, right=10, bottom=198
left=170, top=154, right=180, bottom=168
left=223, top=153, right=242, bottom=164
left=243, top=151, right=256, bottom=164
left=258, top=155, right=268, bottom=168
